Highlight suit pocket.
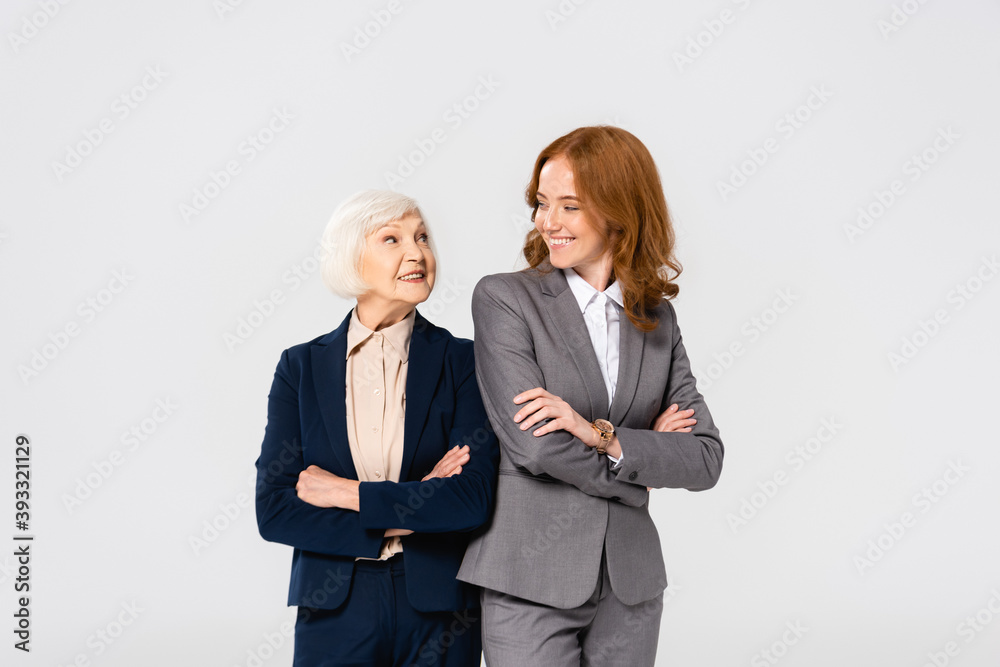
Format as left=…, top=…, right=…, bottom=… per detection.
left=498, top=468, right=558, bottom=484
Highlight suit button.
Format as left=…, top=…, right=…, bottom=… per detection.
left=628, top=471, right=638, bottom=481
left=611, top=496, right=620, bottom=502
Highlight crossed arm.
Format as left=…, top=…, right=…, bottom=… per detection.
left=255, top=348, right=499, bottom=559
left=472, top=277, right=723, bottom=498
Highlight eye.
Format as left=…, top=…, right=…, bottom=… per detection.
left=382, top=235, right=397, bottom=244
left=417, top=233, right=429, bottom=243
left=536, top=200, right=549, bottom=210
left=564, top=206, right=578, bottom=212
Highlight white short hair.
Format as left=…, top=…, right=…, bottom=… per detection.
left=320, top=190, right=426, bottom=299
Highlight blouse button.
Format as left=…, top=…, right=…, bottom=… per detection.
left=375, top=470, right=382, bottom=478
left=371, top=426, right=379, bottom=433
left=374, top=388, right=381, bottom=396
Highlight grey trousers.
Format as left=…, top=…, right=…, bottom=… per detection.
left=480, top=552, right=663, bottom=666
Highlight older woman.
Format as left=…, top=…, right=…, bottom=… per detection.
left=255, top=190, right=499, bottom=666
left=458, top=127, right=724, bottom=666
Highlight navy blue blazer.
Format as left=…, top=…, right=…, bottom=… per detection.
left=255, top=309, right=499, bottom=612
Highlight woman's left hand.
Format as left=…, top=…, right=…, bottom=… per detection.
left=296, top=465, right=360, bottom=510
left=513, top=387, right=596, bottom=446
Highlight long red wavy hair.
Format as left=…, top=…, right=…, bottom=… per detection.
left=522, top=126, right=682, bottom=332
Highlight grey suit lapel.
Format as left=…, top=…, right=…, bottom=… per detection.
left=538, top=267, right=609, bottom=420
left=609, top=311, right=644, bottom=424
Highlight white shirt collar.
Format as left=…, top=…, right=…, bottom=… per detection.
left=562, top=268, right=624, bottom=312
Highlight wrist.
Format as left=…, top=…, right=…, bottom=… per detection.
left=335, top=478, right=361, bottom=512
left=604, top=436, right=622, bottom=459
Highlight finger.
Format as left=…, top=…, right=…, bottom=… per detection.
left=520, top=405, right=556, bottom=431
left=532, top=418, right=567, bottom=437
left=514, top=396, right=550, bottom=423
left=513, top=387, right=549, bottom=404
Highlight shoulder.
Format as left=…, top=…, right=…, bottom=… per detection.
left=473, top=268, right=548, bottom=304
left=272, top=311, right=351, bottom=372
left=415, top=312, right=473, bottom=355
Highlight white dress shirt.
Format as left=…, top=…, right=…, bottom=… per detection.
left=562, top=268, right=624, bottom=466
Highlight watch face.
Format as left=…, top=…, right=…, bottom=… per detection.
left=593, top=419, right=614, bottom=434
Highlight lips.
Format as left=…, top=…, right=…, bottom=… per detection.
left=548, top=237, right=575, bottom=248
left=398, top=271, right=425, bottom=282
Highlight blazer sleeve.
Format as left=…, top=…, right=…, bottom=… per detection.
left=614, top=300, right=724, bottom=491
left=255, top=349, right=385, bottom=559
left=471, top=275, right=648, bottom=508
left=356, top=345, right=500, bottom=533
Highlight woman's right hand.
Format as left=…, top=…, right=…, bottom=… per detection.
left=421, top=445, right=471, bottom=481
left=653, top=404, right=697, bottom=432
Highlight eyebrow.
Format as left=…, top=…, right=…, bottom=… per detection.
left=536, top=191, right=579, bottom=201
left=376, top=223, right=426, bottom=236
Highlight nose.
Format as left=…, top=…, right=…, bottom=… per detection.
left=539, top=206, right=559, bottom=231
left=401, top=237, right=424, bottom=263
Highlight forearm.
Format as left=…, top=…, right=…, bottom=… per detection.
left=358, top=472, right=495, bottom=533
left=614, top=427, right=723, bottom=491
left=255, top=485, right=384, bottom=557
left=480, top=382, right=647, bottom=506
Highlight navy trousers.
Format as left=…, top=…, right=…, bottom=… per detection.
left=293, top=554, right=482, bottom=667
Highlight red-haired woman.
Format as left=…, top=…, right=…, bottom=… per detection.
left=458, top=126, right=724, bottom=666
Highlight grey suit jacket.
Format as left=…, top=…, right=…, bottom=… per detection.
left=457, top=262, right=724, bottom=609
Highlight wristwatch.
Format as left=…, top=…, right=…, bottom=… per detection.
left=591, top=419, right=615, bottom=455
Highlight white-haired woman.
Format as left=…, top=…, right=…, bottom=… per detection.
left=255, top=190, right=499, bottom=666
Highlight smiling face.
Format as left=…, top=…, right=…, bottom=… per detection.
left=356, top=213, right=436, bottom=329
left=534, top=155, right=613, bottom=289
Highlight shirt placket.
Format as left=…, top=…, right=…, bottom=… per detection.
left=371, top=331, right=386, bottom=480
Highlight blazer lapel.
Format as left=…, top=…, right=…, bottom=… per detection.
left=311, top=311, right=359, bottom=478
left=399, top=309, right=446, bottom=480
left=609, top=313, right=644, bottom=425
left=539, top=267, right=609, bottom=421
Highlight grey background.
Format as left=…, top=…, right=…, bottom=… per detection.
left=2, top=1, right=999, bottom=665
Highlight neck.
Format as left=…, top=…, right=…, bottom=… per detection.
left=571, top=254, right=614, bottom=292
left=355, top=298, right=412, bottom=331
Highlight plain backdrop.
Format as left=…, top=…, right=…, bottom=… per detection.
left=2, top=1, right=1000, bottom=665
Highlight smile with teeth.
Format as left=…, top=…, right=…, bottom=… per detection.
left=398, top=271, right=425, bottom=282
left=549, top=237, right=575, bottom=247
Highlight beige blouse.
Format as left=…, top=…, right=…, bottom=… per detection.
left=344, top=307, right=414, bottom=560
